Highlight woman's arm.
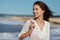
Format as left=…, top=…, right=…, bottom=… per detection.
left=19, top=20, right=35, bottom=40
left=19, top=29, right=33, bottom=40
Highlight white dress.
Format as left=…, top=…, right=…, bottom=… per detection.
left=19, top=19, right=50, bottom=40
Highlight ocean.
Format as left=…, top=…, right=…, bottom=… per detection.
left=0, top=20, right=60, bottom=40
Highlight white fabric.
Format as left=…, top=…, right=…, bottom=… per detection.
left=19, top=19, right=50, bottom=40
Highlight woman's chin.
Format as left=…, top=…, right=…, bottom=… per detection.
left=34, top=16, right=38, bottom=18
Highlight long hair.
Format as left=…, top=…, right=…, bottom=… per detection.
left=33, top=1, right=53, bottom=21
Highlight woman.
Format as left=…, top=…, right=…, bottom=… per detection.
left=19, top=1, right=53, bottom=40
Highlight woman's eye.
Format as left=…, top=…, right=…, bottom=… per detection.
left=36, top=8, right=38, bottom=10
left=33, top=8, right=38, bottom=11
left=33, top=9, right=34, bottom=11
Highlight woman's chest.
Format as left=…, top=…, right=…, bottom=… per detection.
left=30, top=26, right=49, bottom=39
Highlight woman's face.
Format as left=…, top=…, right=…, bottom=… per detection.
left=33, top=4, right=44, bottom=18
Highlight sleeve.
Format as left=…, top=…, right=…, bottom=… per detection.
left=18, top=20, right=31, bottom=37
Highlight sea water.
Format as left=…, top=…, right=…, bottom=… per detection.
left=0, top=20, right=60, bottom=40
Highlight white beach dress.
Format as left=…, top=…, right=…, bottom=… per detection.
left=19, top=19, right=50, bottom=40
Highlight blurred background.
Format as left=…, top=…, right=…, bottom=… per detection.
left=0, top=0, right=60, bottom=40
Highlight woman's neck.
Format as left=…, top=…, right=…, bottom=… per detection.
left=35, top=16, right=45, bottom=31
left=35, top=16, right=44, bottom=22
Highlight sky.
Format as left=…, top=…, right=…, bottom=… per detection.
left=0, top=0, right=60, bottom=15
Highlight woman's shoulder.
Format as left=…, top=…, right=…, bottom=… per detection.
left=45, top=21, right=50, bottom=24
left=45, top=20, right=50, bottom=26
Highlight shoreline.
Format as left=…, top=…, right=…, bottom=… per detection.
left=0, top=16, right=60, bottom=26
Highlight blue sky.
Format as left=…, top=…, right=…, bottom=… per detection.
left=0, top=0, right=60, bottom=15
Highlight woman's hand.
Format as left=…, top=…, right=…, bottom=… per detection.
left=29, top=21, right=35, bottom=30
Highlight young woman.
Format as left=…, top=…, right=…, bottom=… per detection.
left=19, top=1, right=53, bottom=40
